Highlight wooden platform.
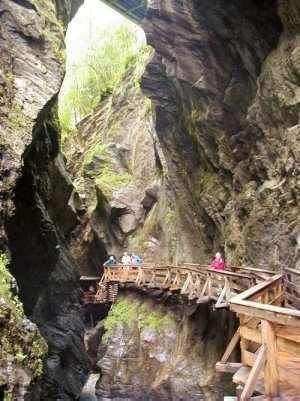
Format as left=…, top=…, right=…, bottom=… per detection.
left=217, top=271, right=300, bottom=401
left=80, top=263, right=300, bottom=400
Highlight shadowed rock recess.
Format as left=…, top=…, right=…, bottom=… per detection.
left=0, top=0, right=299, bottom=400
left=0, top=1, right=89, bottom=399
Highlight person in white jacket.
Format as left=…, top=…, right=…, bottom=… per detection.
left=121, top=252, right=131, bottom=265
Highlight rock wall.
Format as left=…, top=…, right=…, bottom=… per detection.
left=0, top=255, right=47, bottom=399
left=142, top=0, right=300, bottom=270
left=64, top=54, right=203, bottom=272
left=0, top=1, right=89, bottom=399
left=95, top=293, right=236, bottom=401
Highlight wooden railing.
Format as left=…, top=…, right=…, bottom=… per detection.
left=87, top=264, right=275, bottom=307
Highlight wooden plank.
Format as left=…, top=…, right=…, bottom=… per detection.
left=277, top=351, right=300, bottom=396
left=208, top=268, right=253, bottom=280
left=220, top=328, right=240, bottom=363
left=284, top=267, right=300, bottom=276
left=234, top=266, right=274, bottom=275
left=240, top=326, right=262, bottom=344
left=240, top=345, right=266, bottom=401
left=261, top=320, right=279, bottom=397
left=200, top=278, right=209, bottom=297
left=80, top=276, right=101, bottom=281
left=215, top=281, right=228, bottom=308
left=277, top=337, right=300, bottom=357
left=230, top=301, right=300, bottom=327
left=231, top=274, right=283, bottom=302
left=215, top=362, right=242, bottom=373
left=242, top=349, right=256, bottom=367
left=276, top=326, right=300, bottom=343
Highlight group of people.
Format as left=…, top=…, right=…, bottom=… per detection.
left=103, top=251, right=226, bottom=270
left=103, top=252, right=143, bottom=267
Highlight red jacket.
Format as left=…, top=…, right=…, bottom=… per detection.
left=211, top=258, right=225, bottom=270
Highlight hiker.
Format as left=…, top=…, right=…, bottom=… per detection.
left=103, top=255, right=117, bottom=267
left=121, top=252, right=131, bottom=265
left=131, top=254, right=143, bottom=265
left=211, top=252, right=225, bottom=271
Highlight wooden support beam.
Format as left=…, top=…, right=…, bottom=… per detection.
left=221, top=327, right=240, bottom=363
left=240, top=345, right=266, bottom=401
left=261, top=320, right=279, bottom=398
left=216, top=362, right=242, bottom=373
left=215, top=280, right=228, bottom=308
left=230, top=301, right=300, bottom=327
left=200, top=278, right=209, bottom=297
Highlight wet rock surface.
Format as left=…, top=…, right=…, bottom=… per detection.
left=0, top=1, right=88, bottom=400
left=95, top=293, right=236, bottom=401
left=142, top=0, right=300, bottom=269
left=64, top=62, right=201, bottom=268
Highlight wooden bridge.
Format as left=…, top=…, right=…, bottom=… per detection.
left=82, top=264, right=274, bottom=306
left=80, top=264, right=300, bottom=400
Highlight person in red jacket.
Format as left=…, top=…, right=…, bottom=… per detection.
left=211, top=252, right=226, bottom=270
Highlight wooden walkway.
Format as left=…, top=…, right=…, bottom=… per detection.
left=82, top=264, right=274, bottom=307
left=80, top=264, right=300, bottom=400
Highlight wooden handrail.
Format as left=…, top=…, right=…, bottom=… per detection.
left=284, top=267, right=300, bottom=276
left=230, top=274, right=283, bottom=301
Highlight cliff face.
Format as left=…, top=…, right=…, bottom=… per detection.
left=0, top=1, right=89, bottom=399
left=64, top=53, right=205, bottom=271
left=94, top=294, right=235, bottom=401
left=142, top=0, right=300, bottom=269
left=0, top=0, right=299, bottom=399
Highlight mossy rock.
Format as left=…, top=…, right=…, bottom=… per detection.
left=103, top=297, right=176, bottom=341
left=0, top=254, right=47, bottom=380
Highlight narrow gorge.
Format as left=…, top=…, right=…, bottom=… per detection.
left=0, top=0, right=299, bottom=400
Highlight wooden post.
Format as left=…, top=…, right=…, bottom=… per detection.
left=220, top=327, right=240, bottom=363
left=240, top=345, right=266, bottom=401
left=261, top=320, right=279, bottom=398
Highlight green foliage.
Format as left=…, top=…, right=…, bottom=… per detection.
left=0, top=253, right=11, bottom=299
left=95, top=167, right=132, bottom=198
left=59, top=24, right=149, bottom=134
left=81, top=142, right=132, bottom=198
left=140, top=308, right=175, bottom=332
left=104, top=298, right=175, bottom=341
left=4, top=393, right=12, bottom=401
left=82, top=143, right=109, bottom=169
left=197, top=172, right=220, bottom=194
left=104, top=299, right=139, bottom=336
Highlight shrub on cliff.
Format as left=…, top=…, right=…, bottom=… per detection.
left=0, top=253, right=11, bottom=299
left=59, top=24, right=147, bottom=133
